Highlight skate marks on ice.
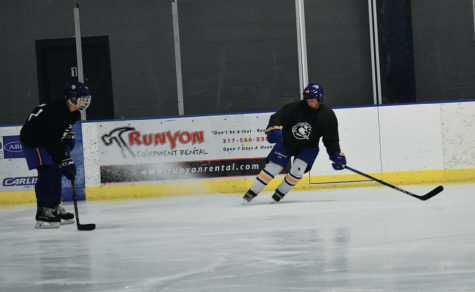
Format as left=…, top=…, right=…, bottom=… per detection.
left=240, top=190, right=364, bottom=206
left=1, top=184, right=475, bottom=292
left=242, top=198, right=335, bottom=206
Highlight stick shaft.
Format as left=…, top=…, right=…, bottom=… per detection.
left=71, top=177, right=81, bottom=225
left=67, top=149, right=95, bottom=230
left=345, top=165, right=420, bottom=199
left=345, top=166, right=396, bottom=189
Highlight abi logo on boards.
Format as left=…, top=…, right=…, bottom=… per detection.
left=1, top=136, right=25, bottom=159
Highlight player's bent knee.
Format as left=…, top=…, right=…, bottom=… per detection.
left=290, top=159, right=308, bottom=177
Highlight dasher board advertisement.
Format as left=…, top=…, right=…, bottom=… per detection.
left=96, top=113, right=289, bottom=183
left=0, top=127, right=36, bottom=192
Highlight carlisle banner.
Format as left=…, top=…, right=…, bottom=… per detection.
left=97, top=113, right=289, bottom=184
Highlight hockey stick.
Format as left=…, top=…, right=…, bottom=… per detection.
left=344, top=165, right=443, bottom=201
left=66, top=148, right=95, bottom=230
left=71, top=176, right=96, bottom=231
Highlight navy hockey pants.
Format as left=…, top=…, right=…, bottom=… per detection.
left=35, top=165, right=63, bottom=208
left=21, top=143, right=63, bottom=207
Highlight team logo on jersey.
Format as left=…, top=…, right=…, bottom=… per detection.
left=292, top=122, right=312, bottom=140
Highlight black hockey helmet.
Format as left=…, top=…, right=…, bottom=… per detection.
left=64, top=82, right=91, bottom=111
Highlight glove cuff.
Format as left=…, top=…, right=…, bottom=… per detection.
left=61, top=158, right=74, bottom=166
left=330, top=152, right=345, bottom=162
left=265, top=125, right=282, bottom=133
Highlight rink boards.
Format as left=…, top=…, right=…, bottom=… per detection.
left=1, top=100, right=474, bottom=205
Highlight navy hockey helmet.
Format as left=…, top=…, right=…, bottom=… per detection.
left=64, top=82, right=91, bottom=111
left=302, top=83, right=323, bottom=103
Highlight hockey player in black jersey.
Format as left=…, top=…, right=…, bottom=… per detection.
left=20, top=82, right=91, bottom=228
left=243, top=83, right=346, bottom=203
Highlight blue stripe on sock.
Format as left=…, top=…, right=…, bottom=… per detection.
left=263, top=169, right=275, bottom=179
left=256, top=177, right=268, bottom=186
left=284, top=177, right=295, bottom=187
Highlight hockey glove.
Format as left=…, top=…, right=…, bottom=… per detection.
left=61, top=158, right=76, bottom=181
left=265, top=125, right=283, bottom=144
left=61, top=132, right=76, bottom=152
left=330, top=152, right=346, bottom=170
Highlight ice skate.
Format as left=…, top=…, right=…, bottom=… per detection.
left=54, top=205, right=75, bottom=225
left=35, top=207, right=61, bottom=229
left=272, top=190, right=286, bottom=202
left=242, top=190, right=257, bottom=204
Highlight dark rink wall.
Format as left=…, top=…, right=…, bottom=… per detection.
left=1, top=0, right=474, bottom=125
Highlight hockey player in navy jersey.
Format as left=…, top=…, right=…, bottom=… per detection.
left=243, top=83, right=346, bottom=203
left=20, top=82, right=91, bottom=228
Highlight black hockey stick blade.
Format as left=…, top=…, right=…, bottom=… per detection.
left=344, top=165, right=443, bottom=201
left=416, top=185, right=444, bottom=201
left=77, top=222, right=96, bottom=231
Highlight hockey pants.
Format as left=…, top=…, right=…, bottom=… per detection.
left=35, top=165, right=63, bottom=208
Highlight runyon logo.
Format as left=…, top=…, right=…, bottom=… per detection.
left=5, top=141, right=23, bottom=152
left=3, top=177, right=37, bottom=186
left=101, top=126, right=137, bottom=159
left=129, top=130, right=204, bottom=150
left=101, top=126, right=206, bottom=159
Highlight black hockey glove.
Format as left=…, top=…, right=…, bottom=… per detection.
left=265, top=125, right=283, bottom=144
left=330, top=152, right=346, bottom=170
left=61, top=158, right=76, bottom=180
left=61, top=132, right=76, bottom=152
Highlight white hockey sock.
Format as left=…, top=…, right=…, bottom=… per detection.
left=276, top=159, right=308, bottom=195
left=249, top=161, right=284, bottom=195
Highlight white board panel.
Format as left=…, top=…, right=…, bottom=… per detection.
left=379, top=104, right=444, bottom=172
left=309, top=107, right=382, bottom=182
left=96, top=114, right=273, bottom=165
left=441, top=101, right=475, bottom=169
left=94, top=113, right=278, bottom=184
left=82, top=122, right=101, bottom=187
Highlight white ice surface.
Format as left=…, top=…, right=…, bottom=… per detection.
left=1, top=183, right=475, bottom=292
